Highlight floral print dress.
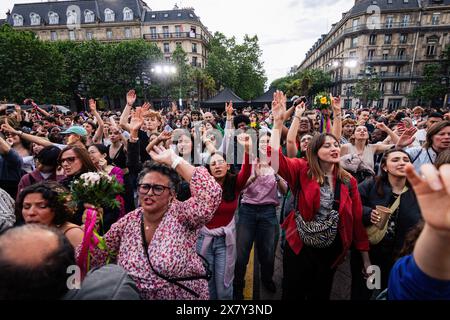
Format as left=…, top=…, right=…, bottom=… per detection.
left=79, top=167, right=222, bottom=299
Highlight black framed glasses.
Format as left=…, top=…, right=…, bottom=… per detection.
left=138, top=183, right=171, bottom=196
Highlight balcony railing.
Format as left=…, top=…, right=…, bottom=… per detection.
left=337, top=72, right=421, bottom=81
left=366, top=55, right=410, bottom=63
left=342, top=22, right=419, bottom=35
left=143, top=32, right=208, bottom=42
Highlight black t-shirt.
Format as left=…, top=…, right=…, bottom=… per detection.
left=138, top=130, right=151, bottom=163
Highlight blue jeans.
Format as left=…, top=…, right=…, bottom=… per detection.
left=234, top=203, right=278, bottom=293
left=197, top=234, right=233, bottom=300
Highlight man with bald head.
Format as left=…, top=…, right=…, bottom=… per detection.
left=0, top=224, right=75, bottom=299
left=0, top=224, right=140, bottom=300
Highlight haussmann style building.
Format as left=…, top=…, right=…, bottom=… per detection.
left=298, top=0, right=450, bottom=110
left=4, top=0, right=211, bottom=70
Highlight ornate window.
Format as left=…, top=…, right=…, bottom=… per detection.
left=67, top=9, right=77, bottom=25
left=30, top=12, right=41, bottom=26
left=48, top=11, right=59, bottom=25
left=123, top=7, right=133, bottom=21
left=105, top=8, right=115, bottom=22
left=84, top=10, right=95, bottom=23
left=13, top=14, right=23, bottom=26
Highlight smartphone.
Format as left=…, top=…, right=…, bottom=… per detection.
left=164, top=124, right=173, bottom=132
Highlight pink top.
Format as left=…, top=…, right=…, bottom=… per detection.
left=78, top=167, right=222, bottom=300
left=241, top=174, right=279, bottom=206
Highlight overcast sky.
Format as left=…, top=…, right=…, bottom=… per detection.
left=0, top=0, right=354, bottom=86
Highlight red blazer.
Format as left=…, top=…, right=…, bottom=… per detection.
left=273, top=148, right=369, bottom=267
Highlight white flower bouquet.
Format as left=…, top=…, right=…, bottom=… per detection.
left=71, top=172, right=124, bottom=210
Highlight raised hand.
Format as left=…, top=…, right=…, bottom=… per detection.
left=294, top=102, right=306, bottom=118
left=330, top=94, right=341, bottom=113
left=89, top=99, right=97, bottom=113
left=396, top=126, right=417, bottom=148
left=226, top=101, right=234, bottom=118
left=126, top=89, right=136, bottom=107
left=142, top=102, right=152, bottom=112
left=375, top=122, right=389, bottom=132
left=158, top=130, right=173, bottom=143
left=171, top=102, right=178, bottom=113
left=149, top=144, right=177, bottom=167
left=237, top=132, right=252, bottom=153
left=1, top=119, right=17, bottom=134
left=14, top=104, right=21, bottom=112
left=271, top=90, right=287, bottom=123
left=406, top=164, right=450, bottom=231
left=129, top=107, right=144, bottom=132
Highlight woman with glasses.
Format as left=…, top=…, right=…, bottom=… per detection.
left=79, top=145, right=222, bottom=299
left=57, top=146, right=99, bottom=225
left=198, top=133, right=252, bottom=300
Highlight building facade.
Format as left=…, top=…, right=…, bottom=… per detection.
left=5, top=0, right=210, bottom=69
left=298, top=0, right=450, bottom=109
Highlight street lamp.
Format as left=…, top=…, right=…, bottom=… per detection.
left=151, top=63, right=177, bottom=109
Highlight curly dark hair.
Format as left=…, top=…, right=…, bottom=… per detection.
left=15, top=181, right=74, bottom=227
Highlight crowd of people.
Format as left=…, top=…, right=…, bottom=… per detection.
left=0, top=90, right=449, bottom=300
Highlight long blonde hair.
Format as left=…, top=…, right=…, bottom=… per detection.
left=306, top=133, right=352, bottom=185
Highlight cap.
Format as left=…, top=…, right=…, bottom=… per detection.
left=60, top=126, right=87, bottom=136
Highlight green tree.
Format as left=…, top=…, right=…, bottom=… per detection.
left=271, top=68, right=332, bottom=98
left=51, top=39, right=162, bottom=107
left=409, top=63, right=447, bottom=107
left=169, top=44, right=193, bottom=102
left=190, top=67, right=216, bottom=103
left=205, top=32, right=237, bottom=91
left=232, top=35, right=267, bottom=100
left=205, top=32, right=266, bottom=100
left=354, top=76, right=381, bottom=108
left=270, top=75, right=294, bottom=93
left=0, top=24, right=68, bottom=103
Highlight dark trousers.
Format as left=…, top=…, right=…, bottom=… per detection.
left=234, top=204, right=278, bottom=294
left=350, top=244, right=395, bottom=300
left=282, top=237, right=341, bottom=300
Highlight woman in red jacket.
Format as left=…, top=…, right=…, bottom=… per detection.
left=270, top=90, right=371, bottom=300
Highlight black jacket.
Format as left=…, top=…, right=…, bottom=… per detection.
left=358, top=178, right=422, bottom=250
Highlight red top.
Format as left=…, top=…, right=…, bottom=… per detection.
left=271, top=147, right=369, bottom=267
left=206, top=153, right=252, bottom=229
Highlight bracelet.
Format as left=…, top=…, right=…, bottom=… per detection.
left=294, top=115, right=301, bottom=121
left=17, top=130, right=23, bottom=137
left=171, top=156, right=183, bottom=170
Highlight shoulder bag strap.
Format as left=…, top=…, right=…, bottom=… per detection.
left=332, top=179, right=341, bottom=211
left=389, top=186, right=408, bottom=213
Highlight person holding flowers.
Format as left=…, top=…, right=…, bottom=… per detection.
left=76, top=143, right=222, bottom=299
